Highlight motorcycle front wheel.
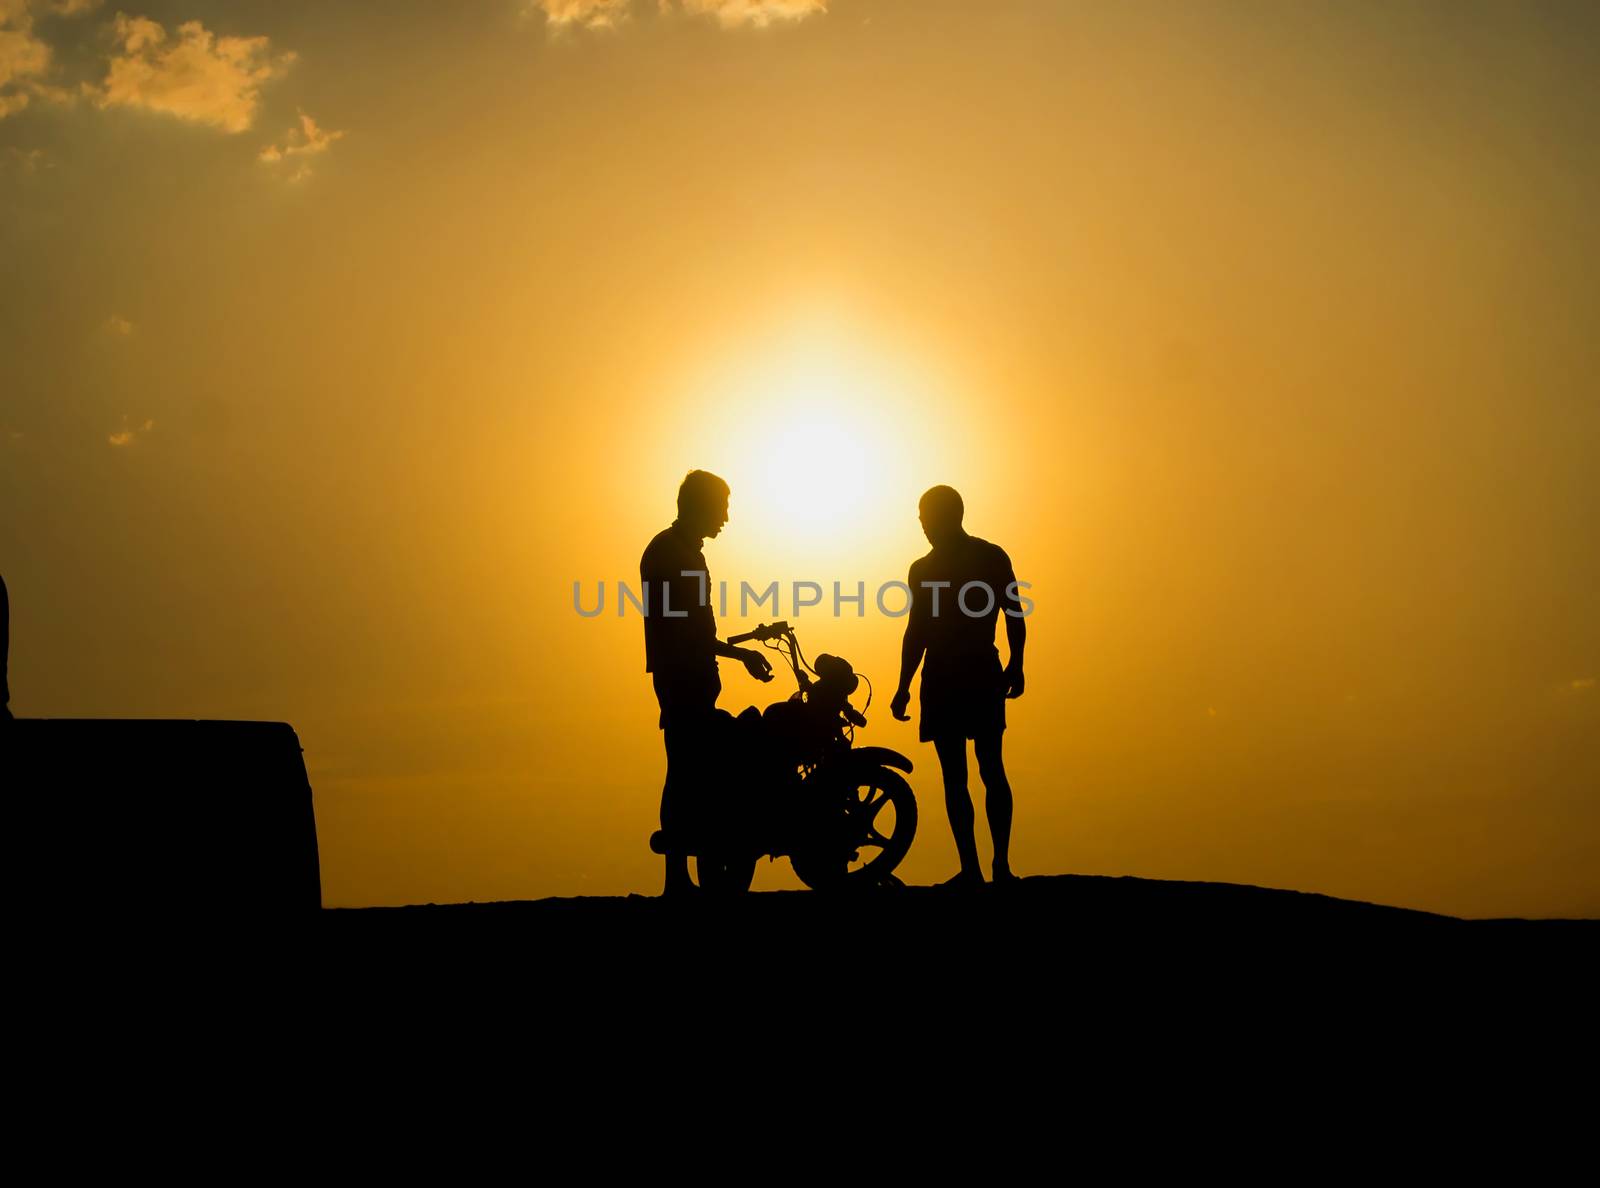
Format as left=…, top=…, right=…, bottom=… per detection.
left=791, top=766, right=918, bottom=891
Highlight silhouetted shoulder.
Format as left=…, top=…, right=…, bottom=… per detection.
left=641, top=525, right=698, bottom=579
left=967, top=536, right=1015, bottom=575
left=640, top=527, right=671, bottom=572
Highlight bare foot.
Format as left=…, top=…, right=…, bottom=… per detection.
left=936, top=869, right=986, bottom=891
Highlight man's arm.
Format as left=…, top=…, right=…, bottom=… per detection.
left=1001, top=550, right=1026, bottom=699
left=890, top=562, right=928, bottom=721
left=715, top=637, right=775, bottom=680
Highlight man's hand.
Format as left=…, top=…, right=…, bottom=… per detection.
left=740, top=649, right=775, bottom=682
left=1003, top=664, right=1025, bottom=700
left=890, top=687, right=911, bottom=721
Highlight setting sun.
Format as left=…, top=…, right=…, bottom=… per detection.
left=661, top=328, right=981, bottom=579
left=759, top=414, right=870, bottom=533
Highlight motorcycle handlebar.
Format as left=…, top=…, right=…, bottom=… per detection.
left=727, top=620, right=791, bottom=646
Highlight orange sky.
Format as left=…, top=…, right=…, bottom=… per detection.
left=2, top=0, right=1596, bottom=916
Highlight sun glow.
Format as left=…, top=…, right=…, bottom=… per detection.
left=643, top=322, right=986, bottom=581
left=684, top=336, right=949, bottom=564
left=760, top=414, right=871, bottom=532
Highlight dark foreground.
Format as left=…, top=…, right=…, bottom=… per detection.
left=25, top=876, right=1597, bottom=1107
left=8, top=718, right=1590, bottom=1069
left=317, top=874, right=1591, bottom=997
left=297, top=877, right=1598, bottom=1085
left=327, top=871, right=1591, bottom=943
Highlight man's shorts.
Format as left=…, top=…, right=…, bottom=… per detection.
left=919, top=651, right=1007, bottom=743
left=652, top=667, right=721, bottom=731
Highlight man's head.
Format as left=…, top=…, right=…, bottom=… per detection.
left=677, top=469, right=731, bottom=539
left=918, top=484, right=965, bottom=549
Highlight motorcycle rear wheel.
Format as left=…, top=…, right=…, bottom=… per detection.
left=696, top=852, right=757, bottom=895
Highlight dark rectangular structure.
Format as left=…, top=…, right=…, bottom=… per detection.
left=3, top=719, right=322, bottom=914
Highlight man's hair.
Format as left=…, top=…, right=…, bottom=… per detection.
left=678, top=469, right=730, bottom=519
left=919, top=484, right=964, bottom=524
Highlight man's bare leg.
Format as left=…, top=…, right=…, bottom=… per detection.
left=933, top=734, right=984, bottom=882
left=660, top=744, right=695, bottom=897
left=974, top=731, right=1014, bottom=882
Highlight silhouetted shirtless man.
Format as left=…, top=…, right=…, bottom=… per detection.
left=890, top=486, right=1026, bottom=886
left=641, top=470, right=773, bottom=896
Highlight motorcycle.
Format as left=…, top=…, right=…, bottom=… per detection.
left=649, top=620, right=917, bottom=893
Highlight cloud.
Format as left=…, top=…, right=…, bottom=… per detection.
left=1571, top=678, right=1596, bottom=694
left=94, top=14, right=295, bottom=133
left=1, top=0, right=105, bottom=118
left=2, top=144, right=46, bottom=170
left=108, top=415, right=154, bottom=447
left=530, top=0, right=632, bottom=29
left=668, top=0, right=827, bottom=28
left=0, top=1, right=53, bottom=118
left=527, top=0, right=826, bottom=32
left=102, top=313, right=133, bottom=336
left=258, top=108, right=344, bottom=181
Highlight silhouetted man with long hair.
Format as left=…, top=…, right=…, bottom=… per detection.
left=641, top=470, right=773, bottom=896
left=891, top=486, right=1026, bottom=886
